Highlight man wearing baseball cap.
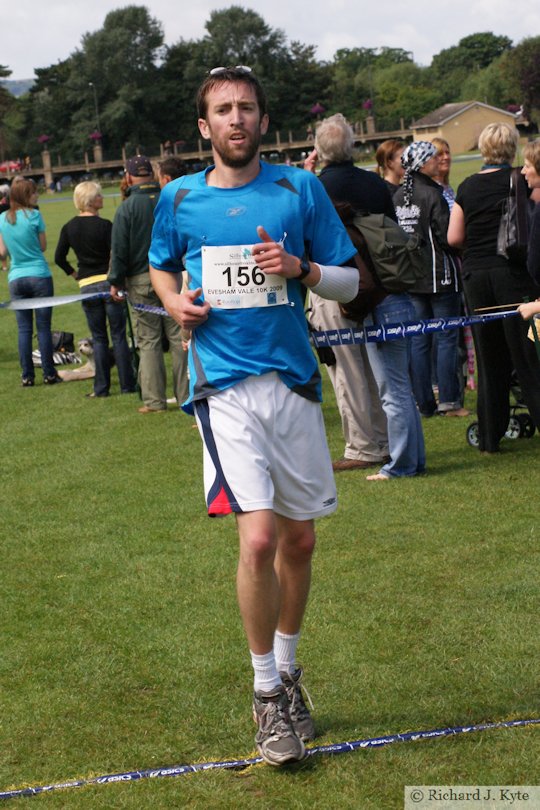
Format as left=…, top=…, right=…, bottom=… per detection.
left=108, top=156, right=186, bottom=412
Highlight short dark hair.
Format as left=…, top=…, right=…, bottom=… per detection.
left=196, top=68, right=267, bottom=120
left=158, top=156, right=187, bottom=181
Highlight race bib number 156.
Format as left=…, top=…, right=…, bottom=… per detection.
left=202, top=244, right=289, bottom=309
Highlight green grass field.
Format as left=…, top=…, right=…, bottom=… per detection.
left=0, top=172, right=539, bottom=808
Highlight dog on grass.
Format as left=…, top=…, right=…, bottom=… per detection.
left=57, top=337, right=115, bottom=381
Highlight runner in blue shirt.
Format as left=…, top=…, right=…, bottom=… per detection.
left=149, top=66, right=358, bottom=766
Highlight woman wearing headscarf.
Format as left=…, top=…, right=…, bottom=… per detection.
left=448, top=123, right=540, bottom=453
left=393, top=141, right=466, bottom=418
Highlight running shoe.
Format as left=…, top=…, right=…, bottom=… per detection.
left=252, top=684, right=305, bottom=766
left=280, top=667, right=315, bottom=742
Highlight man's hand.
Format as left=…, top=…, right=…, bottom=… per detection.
left=252, top=226, right=302, bottom=279
left=110, top=285, right=125, bottom=302
left=252, top=226, right=321, bottom=286
left=518, top=300, right=540, bottom=320
left=162, top=287, right=211, bottom=330
left=304, top=148, right=318, bottom=174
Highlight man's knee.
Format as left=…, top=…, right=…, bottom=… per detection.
left=239, top=525, right=277, bottom=571
left=278, top=525, right=316, bottom=564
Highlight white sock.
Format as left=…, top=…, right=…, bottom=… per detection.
left=274, top=630, right=300, bottom=675
left=250, top=650, right=282, bottom=693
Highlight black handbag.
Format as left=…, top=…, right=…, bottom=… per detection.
left=51, top=330, right=75, bottom=353
left=497, top=167, right=530, bottom=265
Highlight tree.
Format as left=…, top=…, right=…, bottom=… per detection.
left=269, top=42, right=332, bottom=133
left=430, top=32, right=513, bottom=99
left=79, top=6, right=164, bottom=152
left=153, top=39, right=206, bottom=145
left=331, top=47, right=416, bottom=123
left=459, top=55, right=519, bottom=110
left=0, top=64, right=13, bottom=161
left=19, top=6, right=165, bottom=162
left=10, top=9, right=532, bottom=167
left=201, top=6, right=287, bottom=73
left=157, top=7, right=326, bottom=140
left=503, top=37, right=540, bottom=123
left=372, top=63, right=443, bottom=130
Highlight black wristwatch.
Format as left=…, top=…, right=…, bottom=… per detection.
left=296, top=257, right=312, bottom=281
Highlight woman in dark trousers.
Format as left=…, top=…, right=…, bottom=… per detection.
left=55, top=181, right=136, bottom=397
left=448, top=123, right=540, bottom=453
left=394, top=141, right=466, bottom=418
left=0, top=179, right=60, bottom=386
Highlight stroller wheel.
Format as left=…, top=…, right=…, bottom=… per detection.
left=517, top=413, right=535, bottom=438
left=505, top=415, right=521, bottom=439
left=466, top=422, right=480, bottom=447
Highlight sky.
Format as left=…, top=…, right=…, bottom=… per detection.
left=4, top=0, right=540, bottom=80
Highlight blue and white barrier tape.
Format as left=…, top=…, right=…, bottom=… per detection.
left=0, top=292, right=107, bottom=310
left=0, top=292, right=521, bottom=345
left=310, top=309, right=518, bottom=347
left=0, top=717, right=538, bottom=800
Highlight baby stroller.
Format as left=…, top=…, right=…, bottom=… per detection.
left=466, top=370, right=536, bottom=447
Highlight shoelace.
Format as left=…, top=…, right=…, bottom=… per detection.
left=258, top=698, right=294, bottom=740
left=288, top=674, right=314, bottom=718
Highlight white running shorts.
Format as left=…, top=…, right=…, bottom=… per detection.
left=193, top=372, right=337, bottom=520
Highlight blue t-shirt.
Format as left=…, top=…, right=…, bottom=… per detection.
left=0, top=208, right=51, bottom=281
left=149, top=162, right=355, bottom=408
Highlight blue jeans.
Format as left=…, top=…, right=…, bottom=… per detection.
left=81, top=281, right=136, bottom=396
left=9, top=276, right=55, bottom=379
left=409, top=291, right=462, bottom=414
left=365, top=295, right=426, bottom=477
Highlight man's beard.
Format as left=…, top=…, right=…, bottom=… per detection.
left=212, top=129, right=262, bottom=169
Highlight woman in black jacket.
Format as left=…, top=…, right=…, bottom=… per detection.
left=393, top=141, right=466, bottom=418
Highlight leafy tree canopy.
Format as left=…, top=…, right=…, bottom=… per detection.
left=5, top=10, right=540, bottom=165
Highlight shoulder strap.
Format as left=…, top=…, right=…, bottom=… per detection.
left=512, top=167, right=529, bottom=245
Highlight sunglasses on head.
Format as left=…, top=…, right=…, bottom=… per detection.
left=209, top=65, right=252, bottom=76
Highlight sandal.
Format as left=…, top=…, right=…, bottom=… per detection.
left=43, top=374, right=63, bottom=385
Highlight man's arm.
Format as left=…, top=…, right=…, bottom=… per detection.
left=447, top=202, right=466, bottom=249
left=252, top=226, right=359, bottom=302
left=430, top=191, right=451, bottom=251
left=149, top=266, right=211, bottom=330
left=108, top=208, right=129, bottom=299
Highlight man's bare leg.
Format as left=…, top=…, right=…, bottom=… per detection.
left=236, top=511, right=316, bottom=650
left=274, top=514, right=315, bottom=636
left=236, top=510, right=315, bottom=764
left=236, top=509, right=280, bottom=655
